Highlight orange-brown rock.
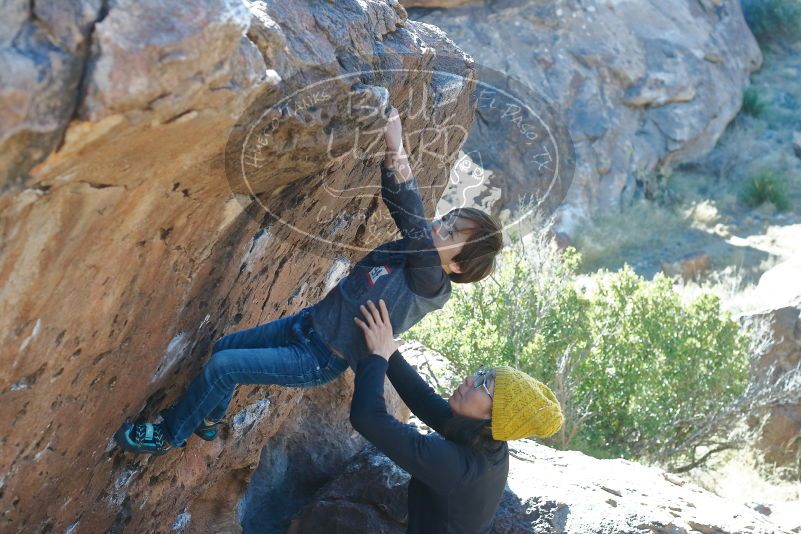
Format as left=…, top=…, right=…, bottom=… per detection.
left=0, top=1, right=474, bottom=532
left=745, top=305, right=801, bottom=468
left=661, top=251, right=711, bottom=281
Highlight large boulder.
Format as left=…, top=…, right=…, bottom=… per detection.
left=288, top=440, right=789, bottom=533
left=0, top=1, right=476, bottom=532
left=402, top=0, right=762, bottom=235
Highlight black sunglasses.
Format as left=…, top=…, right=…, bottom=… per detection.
left=473, top=365, right=495, bottom=399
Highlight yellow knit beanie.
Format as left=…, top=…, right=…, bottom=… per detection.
left=490, top=366, right=564, bottom=441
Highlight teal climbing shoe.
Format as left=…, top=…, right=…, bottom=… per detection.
left=194, top=418, right=223, bottom=441
left=114, top=421, right=174, bottom=456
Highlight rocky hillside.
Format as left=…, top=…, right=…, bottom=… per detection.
left=289, top=439, right=791, bottom=533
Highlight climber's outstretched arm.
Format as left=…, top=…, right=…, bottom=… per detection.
left=379, top=106, right=448, bottom=296
left=383, top=106, right=413, bottom=183
left=380, top=105, right=427, bottom=232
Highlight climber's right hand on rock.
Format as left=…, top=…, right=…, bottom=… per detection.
left=383, top=106, right=403, bottom=154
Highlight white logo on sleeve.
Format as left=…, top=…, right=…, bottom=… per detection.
left=365, top=265, right=393, bottom=287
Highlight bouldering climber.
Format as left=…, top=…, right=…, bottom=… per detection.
left=114, top=104, right=504, bottom=455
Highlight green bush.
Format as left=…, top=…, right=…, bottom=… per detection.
left=741, top=86, right=766, bottom=118
left=574, top=268, right=750, bottom=459
left=406, top=240, right=751, bottom=463
left=739, top=172, right=790, bottom=211
left=742, top=0, right=801, bottom=44
left=406, top=242, right=587, bottom=389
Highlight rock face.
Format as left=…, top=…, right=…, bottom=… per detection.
left=288, top=440, right=788, bottom=533
left=403, top=0, right=762, bottom=235
left=403, top=0, right=478, bottom=7
left=0, top=0, right=104, bottom=191
left=744, top=303, right=801, bottom=468
left=0, top=1, right=475, bottom=532
left=733, top=256, right=801, bottom=470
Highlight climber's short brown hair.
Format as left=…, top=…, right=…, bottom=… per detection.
left=447, top=207, right=503, bottom=284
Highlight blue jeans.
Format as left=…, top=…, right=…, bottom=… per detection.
left=160, top=307, right=349, bottom=446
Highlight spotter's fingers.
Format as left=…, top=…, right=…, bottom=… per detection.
left=359, top=304, right=376, bottom=328
left=378, top=299, right=391, bottom=326
left=353, top=316, right=368, bottom=333
left=366, top=300, right=382, bottom=325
